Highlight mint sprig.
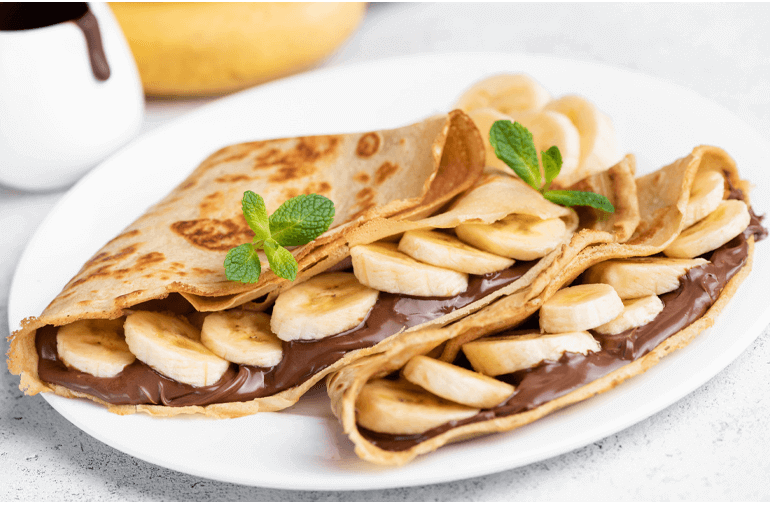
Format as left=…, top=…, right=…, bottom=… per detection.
left=489, top=120, right=614, bottom=213
left=224, top=191, right=335, bottom=283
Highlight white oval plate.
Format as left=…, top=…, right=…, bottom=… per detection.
left=9, top=53, right=770, bottom=491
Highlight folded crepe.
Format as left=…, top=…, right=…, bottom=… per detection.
left=8, top=111, right=487, bottom=415
left=327, top=145, right=766, bottom=466
left=7, top=104, right=644, bottom=418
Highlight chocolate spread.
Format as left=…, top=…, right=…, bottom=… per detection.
left=361, top=199, right=765, bottom=452
left=36, top=261, right=536, bottom=406
left=0, top=3, right=110, bottom=81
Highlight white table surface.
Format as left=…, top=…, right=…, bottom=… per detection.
left=2, top=3, right=769, bottom=500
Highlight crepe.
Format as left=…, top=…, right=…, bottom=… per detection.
left=7, top=102, right=645, bottom=418
left=327, top=145, right=763, bottom=466
left=7, top=111, right=487, bottom=415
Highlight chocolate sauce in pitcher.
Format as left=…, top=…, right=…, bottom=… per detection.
left=0, top=2, right=111, bottom=80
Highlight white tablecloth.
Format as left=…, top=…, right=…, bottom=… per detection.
left=2, top=3, right=769, bottom=500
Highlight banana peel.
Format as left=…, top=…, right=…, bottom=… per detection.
left=109, top=2, right=367, bottom=97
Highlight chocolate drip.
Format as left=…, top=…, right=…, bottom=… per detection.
left=362, top=205, right=766, bottom=452
left=73, top=8, right=110, bottom=81
left=36, top=261, right=535, bottom=407
left=0, top=3, right=110, bottom=81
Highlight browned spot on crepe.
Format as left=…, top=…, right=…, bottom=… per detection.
left=200, top=191, right=224, bottom=215
left=375, top=162, right=399, bottom=185
left=356, top=132, right=381, bottom=158
left=115, top=289, right=145, bottom=306
left=265, top=136, right=341, bottom=183
left=105, top=229, right=140, bottom=246
left=303, top=181, right=332, bottom=195
left=135, top=252, right=165, bottom=266
left=84, top=245, right=139, bottom=269
left=283, top=187, right=301, bottom=200
left=351, top=187, right=378, bottom=219
left=171, top=219, right=254, bottom=251
left=215, top=174, right=251, bottom=184
left=354, top=172, right=370, bottom=184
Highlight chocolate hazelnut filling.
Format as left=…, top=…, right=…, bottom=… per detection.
left=35, top=260, right=536, bottom=406
left=360, top=196, right=765, bottom=452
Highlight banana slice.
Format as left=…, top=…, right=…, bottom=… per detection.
left=56, top=318, right=135, bottom=378
left=664, top=200, right=751, bottom=259
left=466, top=108, right=519, bottom=173
left=516, top=110, right=581, bottom=184
left=583, top=257, right=709, bottom=299
left=455, top=73, right=551, bottom=116
left=356, top=379, right=480, bottom=435
left=398, top=230, right=514, bottom=275
left=201, top=311, right=283, bottom=367
left=462, top=331, right=600, bottom=376
left=350, top=242, right=468, bottom=297
left=539, top=283, right=624, bottom=333
left=583, top=258, right=708, bottom=300
left=455, top=214, right=569, bottom=261
left=124, top=311, right=230, bottom=387
left=683, top=170, right=725, bottom=228
left=402, top=355, right=515, bottom=409
left=271, top=272, right=379, bottom=341
left=594, top=295, right=665, bottom=334
left=543, top=95, right=621, bottom=181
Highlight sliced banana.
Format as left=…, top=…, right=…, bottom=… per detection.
left=664, top=199, right=751, bottom=259
left=356, top=379, right=480, bottom=435
left=402, top=355, right=515, bottom=409
left=455, top=214, right=569, bottom=261
left=56, top=318, right=135, bottom=378
left=398, top=229, right=514, bottom=275
left=350, top=242, right=468, bottom=297
left=466, top=108, right=520, bottom=173
left=539, top=283, right=624, bottom=333
left=124, top=311, right=230, bottom=387
left=594, top=295, right=665, bottom=335
left=271, top=272, right=379, bottom=342
left=543, top=95, right=621, bottom=181
left=683, top=170, right=725, bottom=228
left=516, top=110, right=581, bottom=185
left=455, top=73, right=551, bottom=116
left=583, top=257, right=709, bottom=299
left=462, top=331, right=600, bottom=376
left=201, top=310, right=283, bottom=367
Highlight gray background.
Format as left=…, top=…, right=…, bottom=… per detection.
left=2, top=3, right=769, bottom=500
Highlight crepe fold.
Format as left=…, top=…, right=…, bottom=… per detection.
left=327, top=145, right=760, bottom=466
left=7, top=111, right=488, bottom=415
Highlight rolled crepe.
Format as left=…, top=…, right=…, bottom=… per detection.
left=6, top=110, right=638, bottom=418
left=327, top=146, right=764, bottom=466
left=7, top=111, right=482, bottom=413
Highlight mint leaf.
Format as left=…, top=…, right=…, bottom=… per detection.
left=224, top=191, right=335, bottom=283
left=241, top=191, right=270, bottom=242
left=224, top=243, right=262, bottom=283
left=269, top=194, right=335, bottom=246
left=489, top=120, right=541, bottom=190
left=263, top=238, right=298, bottom=281
left=542, top=146, right=562, bottom=189
left=543, top=190, right=615, bottom=213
